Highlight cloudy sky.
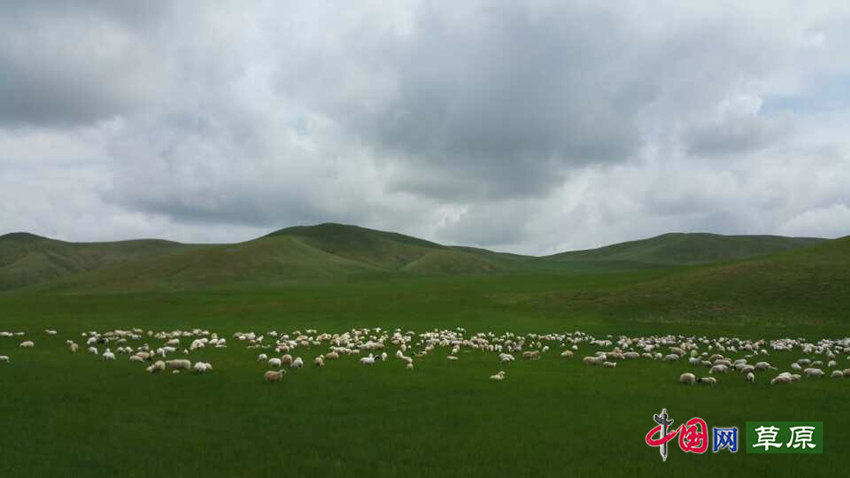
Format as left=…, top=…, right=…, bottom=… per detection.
left=2, top=1, right=849, bottom=255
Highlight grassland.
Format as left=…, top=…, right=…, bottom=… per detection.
left=0, top=226, right=847, bottom=477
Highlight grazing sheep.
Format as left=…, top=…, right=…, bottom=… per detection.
left=522, top=351, right=540, bottom=360
left=603, top=361, right=617, bottom=368
left=88, top=346, right=98, bottom=355
left=0, top=355, right=9, bottom=363
left=19, top=341, right=34, bottom=348
left=326, top=351, right=339, bottom=360
left=583, top=356, right=604, bottom=366
left=314, top=356, right=325, bottom=367
left=291, top=357, right=304, bottom=369
left=843, top=369, right=850, bottom=378
left=831, top=370, right=844, bottom=379
left=679, top=373, right=696, bottom=385
left=146, top=361, right=166, bottom=374
left=663, top=354, right=679, bottom=362
left=69, top=343, right=79, bottom=353
left=698, top=377, right=717, bottom=386
left=560, top=350, right=574, bottom=358
left=281, top=354, right=293, bottom=365
left=166, top=359, right=192, bottom=370
left=264, top=370, right=285, bottom=383
left=45, top=330, right=57, bottom=335
left=709, top=364, right=728, bottom=375
left=360, top=354, right=376, bottom=366
left=194, top=362, right=212, bottom=374
left=747, top=372, right=755, bottom=383
left=771, top=375, right=792, bottom=385
left=490, top=371, right=506, bottom=381
left=257, top=353, right=268, bottom=362
left=804, top=368, right=824, bottom=378
left=268, top=358, right=282, bottom=368
left=102, top=350, right=116, bottom=361
left=447, top=355, right=458, bottom=361
left=406, top=363, right=414, bottom=370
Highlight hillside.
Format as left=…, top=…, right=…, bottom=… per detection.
left=0, top=224, right=832, bottom=292
left=543, top=232, right=824, bottom=266
left=536, top=235, right=850, bottom=325
left=268, top=223, right=503, bottom=272
left=0, top=232, right=187, bottom=291
left=24, top=224, right=504, bottom=292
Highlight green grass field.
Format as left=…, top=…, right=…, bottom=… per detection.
left=1, top=227, right=848, bottom=477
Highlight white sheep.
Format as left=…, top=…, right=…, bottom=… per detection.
left=257, top=353, right=268, bottom=362
left=679, top=373, right=696, bottom=385
left=804, top=368, right=824, bottom=378
left=314, top=356, right=325, bottom=367
left=406, top=362, right=414, bottom=370
left=490, top=371, right=506, bottom=381
left=194, top=362, right=212, bottom=374
left=146, top=360, right=166, bottom=373
left=746, top=372, right=755, bottom=383
left=830, top=370, right=843, bottom=379
left=698, top=377, right=717, bottom=386
left=709, top=364, right=728, bottom=375
left=268, top=358, right=282, bottom=368
left=603, top=361, right=617, bottom=368
left=88, top=346, right=98, bottom=355
left=360, top=354, right=376, bottom=366
left=0, top=355, right=9, bottom=363
left=291, top=357, right=304, bottom=368
left=45, top=329, right=57, bottom=335
left=103, top=350, right=116, bottom=361
left=560, top=350, right=573, bottom=358
left=583, top=356, right=603, bottom=366
left=264, top=370, right=285, bottom=382
left=166, top=359, right=192, bottom=370
left=20, top=341, right=34, bottom=348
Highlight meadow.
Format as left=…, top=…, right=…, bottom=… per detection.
left=2, top=267, right=849, bottom=477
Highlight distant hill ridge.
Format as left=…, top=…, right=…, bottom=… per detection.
left=0, top=223, right=830, bottom=291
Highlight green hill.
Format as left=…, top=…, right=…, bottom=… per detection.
left=539, top=235, right=850, bottom=325
left=21, top=224, right=503, bottom=292
left=0, top=224, right=831, bottom=293
left=0, top=232, right=186, bottom=291
left=543, top=232, right=824, bottom=266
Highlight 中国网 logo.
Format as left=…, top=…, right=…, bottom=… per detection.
left=645, top=410, right=822, bottom=460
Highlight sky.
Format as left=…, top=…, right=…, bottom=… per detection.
left=1, top=1, right=849, bottom=255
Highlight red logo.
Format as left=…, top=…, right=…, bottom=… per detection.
left=645, top=409, right=708, bottom=461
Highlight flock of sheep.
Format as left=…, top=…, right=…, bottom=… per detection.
left=2, top=328, right=850, bottom=386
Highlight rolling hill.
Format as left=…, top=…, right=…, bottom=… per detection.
left=543, top=232, right=824, bottom=265
left=0, top=224, right=832, bottom=292
left=0, top=232, right=188, bottom=291
left=535, top=235, right=850, bottom=325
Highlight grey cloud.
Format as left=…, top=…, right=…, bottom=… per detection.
left=0, top=2, right=176, bottom=126
left=2, top=1, right=850, bottom=254
left=276, top=2, right=653, bottom=201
